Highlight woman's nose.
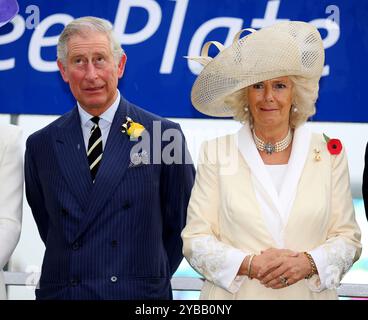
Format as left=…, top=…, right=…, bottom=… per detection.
left=264, top=84, right=274, bottom=102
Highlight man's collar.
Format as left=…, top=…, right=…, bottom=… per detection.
left=78, top=90, right=121, bottom=127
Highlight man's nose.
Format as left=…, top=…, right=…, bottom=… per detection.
left=85, top=62, right=98, bottom=80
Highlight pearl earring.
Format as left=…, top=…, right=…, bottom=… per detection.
left=244, top=106, right=249, bottom=112
left=293, top=106, right=298, bottom=112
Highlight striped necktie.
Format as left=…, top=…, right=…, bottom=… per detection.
left=87, top=116, right=103, bottom=182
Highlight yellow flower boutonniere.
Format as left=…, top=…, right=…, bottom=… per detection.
left=121, top=117, right=145, bottom=140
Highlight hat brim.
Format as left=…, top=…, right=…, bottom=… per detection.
left=190, top=21, right=324, bottom=117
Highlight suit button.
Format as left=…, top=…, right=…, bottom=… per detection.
left=61, top=208, right=68, bottom=216
left=111, top=240, right=118, bottom=247
left=111, top=276, right=118, bottom=283
left=122, top=202, right=131, bottom=210
left=70, top=278, right=80, bottom=287
left=72, top=241, right=81, bottom=250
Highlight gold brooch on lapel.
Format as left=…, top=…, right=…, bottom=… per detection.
left=313, top=148, right=321, bottom=161
left=121, top=117, right=145, bottom=140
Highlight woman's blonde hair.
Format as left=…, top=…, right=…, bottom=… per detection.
left=225, top=76, right=319, bottom=128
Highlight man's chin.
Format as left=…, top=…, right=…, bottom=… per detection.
left=79, top=99, right=108, bottom=112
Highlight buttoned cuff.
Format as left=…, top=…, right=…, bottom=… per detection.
left=217, top=249, right=247, bottom=293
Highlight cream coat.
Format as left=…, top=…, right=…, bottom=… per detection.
left=0, top=125, right=23, bottom=299
left=182, top=124, right=361, bottom=300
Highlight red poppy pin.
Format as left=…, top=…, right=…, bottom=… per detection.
left=323, top=133, right=342, bottom=155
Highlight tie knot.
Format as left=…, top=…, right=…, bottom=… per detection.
left=91, top=116, right=100, bottom=125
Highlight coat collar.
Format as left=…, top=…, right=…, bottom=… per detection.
left=235, top=124, right=312, bottom=238
left=53, top=108, right=92, bottom=211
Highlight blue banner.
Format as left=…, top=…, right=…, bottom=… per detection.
left=0, top=0, right=367, bottom=122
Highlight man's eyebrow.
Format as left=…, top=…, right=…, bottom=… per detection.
left=68, top=54, right=84, bottom=60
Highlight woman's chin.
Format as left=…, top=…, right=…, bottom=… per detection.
left=255, top=118, right=286, bottom=128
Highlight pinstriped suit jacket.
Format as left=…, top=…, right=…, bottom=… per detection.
left=25, top=97, right=195, bottom=300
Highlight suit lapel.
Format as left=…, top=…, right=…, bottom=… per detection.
left=235, top=124, right=312, bottom=246
left=278, top=125, right=311, bottom=224
left=54, top=108, right=93, bottom=211
left=72, top=98, right=140, bottom=241
left=236, top=125, right=282, bottom=215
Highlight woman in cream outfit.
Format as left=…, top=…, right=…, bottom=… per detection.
left=181, top=21, right=361, bottom=299
left=0, top=124, right=23, bottom=299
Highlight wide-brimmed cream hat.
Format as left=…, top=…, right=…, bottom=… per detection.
left=188, top=21, right=325, bottom=117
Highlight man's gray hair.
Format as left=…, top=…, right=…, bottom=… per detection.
left=57, top=16, right=124, bottom=66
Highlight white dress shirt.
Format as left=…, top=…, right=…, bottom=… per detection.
left=265, top=164, right=288, bottom=194
left=78, top=90, right=121, bottom=151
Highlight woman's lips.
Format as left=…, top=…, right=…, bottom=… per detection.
left=260, top=107, right=278, bottom=111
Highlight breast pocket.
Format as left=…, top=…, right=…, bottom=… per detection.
left=124, top=163, right=159, bottom=181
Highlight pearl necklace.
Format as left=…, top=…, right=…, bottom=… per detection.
left=253, top=128, right=293, bottom=154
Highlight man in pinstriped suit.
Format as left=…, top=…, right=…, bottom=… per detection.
left=24, top=16, right=195, bottom=300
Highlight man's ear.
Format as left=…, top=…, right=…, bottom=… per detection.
left=117, top=54, right=127, bottom=79
left=57, top=59, right=69, bottom=83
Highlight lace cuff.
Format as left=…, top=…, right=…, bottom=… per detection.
left=306, top=238, right=356, bottom=292
left=189, top=236, right=247, bottom=292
